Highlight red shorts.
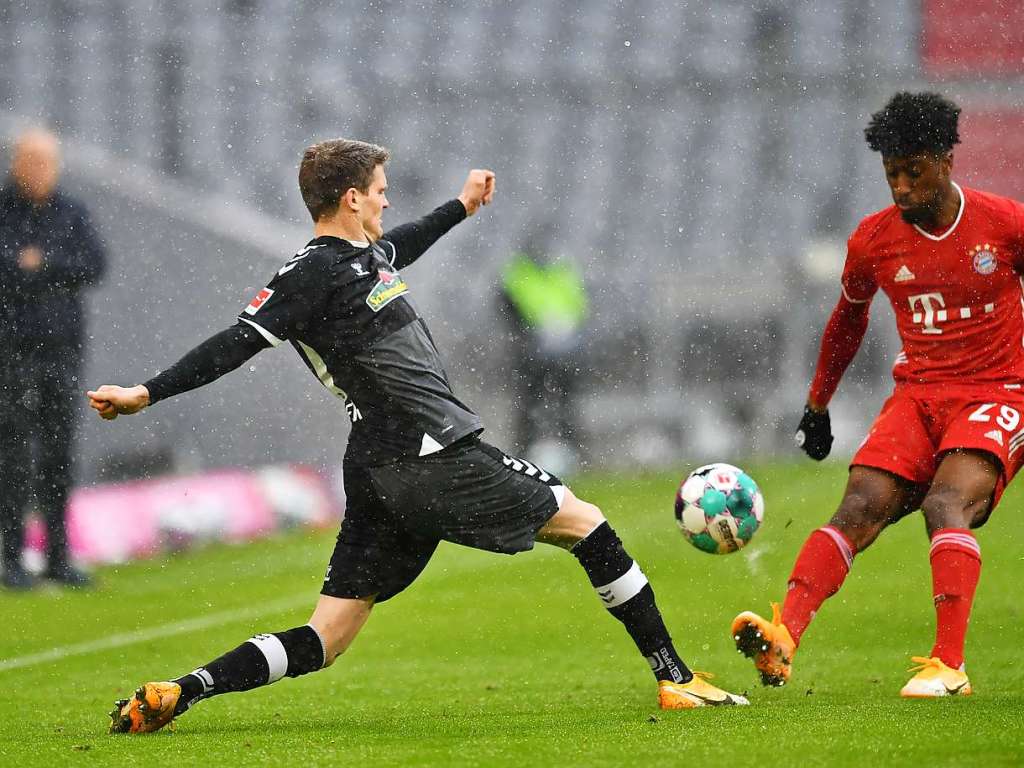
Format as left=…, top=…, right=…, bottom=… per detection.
left=852, top=383, right=1024, bottom=506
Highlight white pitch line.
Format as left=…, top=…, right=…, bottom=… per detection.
left=0, top=592, right=310, bottom=674
left=0, top=541, right=565, bottom=674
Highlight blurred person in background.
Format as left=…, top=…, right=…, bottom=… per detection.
left=501, top=241, right=588, bottom=474
left=0, top=127, right=106, bottom=589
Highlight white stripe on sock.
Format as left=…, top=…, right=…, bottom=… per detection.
left=190, top=668, right=214, bottom=693
left=820, top=526, right=854, bottom=569
left=931, top=532, right=979, bottom=546
left=247, top=633, right=289, bottom=683
left=595, top=561, right=648, bottom=609
left=931, top=535, right=979, bottom=549
left=930, top=533, right=980, bottom=556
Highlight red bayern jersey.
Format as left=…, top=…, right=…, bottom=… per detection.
left=841, top=183, right=1024, bottom=386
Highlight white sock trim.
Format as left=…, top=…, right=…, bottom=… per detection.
left=189, top=667, right=214, bottom=693
left=930, top=532, right=981, bottom=558
left=247, top=633, right=289, bottom=683
left=820, top=526, right=854, bottom=569
left=595, top=561, right=648, bottom=608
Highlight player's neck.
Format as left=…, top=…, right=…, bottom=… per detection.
left=313, top=214, right=372, bottom=245
left=928, top=181, right=961, bottom=231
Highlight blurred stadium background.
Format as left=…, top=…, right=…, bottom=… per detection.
left=3, top=0, right=1023, bottom=483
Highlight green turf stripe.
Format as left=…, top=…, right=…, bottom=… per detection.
left=0, top=592, right=309, bottom=673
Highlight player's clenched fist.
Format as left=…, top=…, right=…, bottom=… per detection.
left=86, top=384, right=150, bottom=420
left=795, top=405, right=833, bottom=461
left=457, top=169, right=495, bottom=217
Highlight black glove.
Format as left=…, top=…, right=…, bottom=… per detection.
left=795, top=406, right=833, bottom=460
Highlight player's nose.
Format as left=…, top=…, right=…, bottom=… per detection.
left=890, top=174, right=912, bottom=196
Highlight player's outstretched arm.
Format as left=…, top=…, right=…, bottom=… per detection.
left=382, top=169, right=496, bottom=270
left=796, top=295, right=871, bottom=460
left=87, top=323, right=270, bottom=421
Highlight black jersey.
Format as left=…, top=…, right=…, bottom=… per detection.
left=235, top=200, right=481, bottom=466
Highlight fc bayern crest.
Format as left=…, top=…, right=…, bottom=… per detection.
left=972, top=244, right=997, bottom=275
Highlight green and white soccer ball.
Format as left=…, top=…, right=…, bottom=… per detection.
left=674, top=462, right=764, bottom=554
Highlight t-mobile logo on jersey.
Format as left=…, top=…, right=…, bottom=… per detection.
left=909, top=292, right=946, bottom=334
left=908, top=292, right=996, bottom=335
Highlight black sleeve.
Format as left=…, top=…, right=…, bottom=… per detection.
left=236, top=246, right=327, bottom=344
left=143, top=322, right=270, bottom=405
left=380, top=199, right=467, bottom=270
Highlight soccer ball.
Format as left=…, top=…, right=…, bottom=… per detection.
left=674, top=463, right=764, bottom=554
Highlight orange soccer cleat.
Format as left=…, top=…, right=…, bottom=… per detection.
left=108, top=682, right=182, bottom=734
left=731, top=602, right=796, bottom=687
left=900, top=656, right=972, bottom=698
left=658, top=672, right=750, bottom=709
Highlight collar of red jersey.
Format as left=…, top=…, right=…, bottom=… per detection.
left=912, top=181, right=964, bottom=242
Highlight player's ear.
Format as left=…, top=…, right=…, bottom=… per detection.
left=343, top=187, right=360, bottom=212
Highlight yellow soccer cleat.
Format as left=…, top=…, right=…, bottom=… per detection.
left=900, top=656, right=972, bottom=698
left=108, top=681, right=182, bottom=734
left=731, top=602, right=796, bottom=687
left=658, top=672, right=750, bottom=709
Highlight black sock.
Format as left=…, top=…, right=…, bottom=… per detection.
left=572, top=521, right=693, bottom=684
left=172, top=624, right=326, bottom=714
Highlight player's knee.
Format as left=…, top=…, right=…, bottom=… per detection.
left=561, top=490, right=605, bottom=535
left=538, top=489, right=605, bottom=547
left=920, top=486, right=978, bottom=535
left=829, top=492, right=887, bottom=550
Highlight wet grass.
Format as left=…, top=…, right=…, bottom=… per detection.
left=2, top=461, right=1021, bottom=766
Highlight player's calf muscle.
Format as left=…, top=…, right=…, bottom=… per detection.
left=308, top=595, right=374, bottom=665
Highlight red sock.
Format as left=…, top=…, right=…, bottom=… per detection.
left=929, top=528, right=981, bottom=669
left=781, top=526, right=855, bottom=645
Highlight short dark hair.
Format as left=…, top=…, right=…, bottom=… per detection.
left=864, top=91, right=961, bottom=158
left=298, top=139, right=390, bottom=221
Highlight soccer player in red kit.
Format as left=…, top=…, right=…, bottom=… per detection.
left=732, top=91, right=1024, bottom=697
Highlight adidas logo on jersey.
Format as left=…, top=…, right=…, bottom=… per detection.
left=894, top=265, right=916, bottom=282
left=984, top=430, right=1004, bottom=446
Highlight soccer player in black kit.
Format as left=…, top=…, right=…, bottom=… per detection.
left=90, top=139, right=747, bottom=733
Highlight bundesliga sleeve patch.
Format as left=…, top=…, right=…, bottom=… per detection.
left=244, top=287, right=274, bottom=315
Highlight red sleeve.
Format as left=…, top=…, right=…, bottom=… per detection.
left=807, top=294, right=871, bottom=408
left=807, top=230, right=876, bottom=407
left=839, top=227, right=878, bottom=304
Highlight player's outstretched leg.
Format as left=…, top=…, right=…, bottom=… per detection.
left=539, top=489, right=748, bottom=709
left=109, top=595, right=372, bottom=733
left=732, top=466, right=921, bottom=686
left=731, top=525, right=853, bottom=686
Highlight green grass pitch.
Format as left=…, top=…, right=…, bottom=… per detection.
left=2, top=461, right=1022, bottom=766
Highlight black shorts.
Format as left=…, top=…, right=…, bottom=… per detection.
left=322, top=436, right=565, bottom=602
